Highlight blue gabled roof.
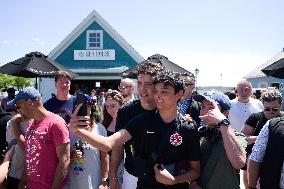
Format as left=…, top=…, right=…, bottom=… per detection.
left=48, top=10, right=144, bottom=64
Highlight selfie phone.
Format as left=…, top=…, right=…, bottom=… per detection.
left=74, top=93, right=88, bottom=116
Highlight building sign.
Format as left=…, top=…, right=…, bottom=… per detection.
left=74, top=50, right=115, bottom=60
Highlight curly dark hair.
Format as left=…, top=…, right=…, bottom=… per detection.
left=102, top=90, right=124, bottom=128
left=260, top=89, right=282, bottom=104
left=153, top=70, right=185, bottom=93
left=136, top=61, right=165, bottom=77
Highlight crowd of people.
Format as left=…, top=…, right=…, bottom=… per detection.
left=0, top=60, right=283, bottom=189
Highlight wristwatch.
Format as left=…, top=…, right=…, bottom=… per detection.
left=216, top=118, right=230, bottom=128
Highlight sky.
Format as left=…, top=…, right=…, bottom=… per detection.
left=0, top=0, right=283, bottom=87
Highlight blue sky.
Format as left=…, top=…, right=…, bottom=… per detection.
left=0, top=0, right=283, bottom=87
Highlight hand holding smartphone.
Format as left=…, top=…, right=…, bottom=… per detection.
left=73, top=93, right=89, bottom=116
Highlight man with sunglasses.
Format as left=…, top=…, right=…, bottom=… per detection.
left=8, top=87, right=70, bottom=189
left=118, top=78, right=135, bottom=103
left=241, top=89, right=283, bottom=188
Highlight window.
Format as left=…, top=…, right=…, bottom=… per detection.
left=87, top=30, right=103, bottom=49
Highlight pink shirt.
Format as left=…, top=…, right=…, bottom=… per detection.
left=25, top=112, right=70, bottom=189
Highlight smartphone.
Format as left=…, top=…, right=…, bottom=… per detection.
left=73, top=93, right=88, bottom=116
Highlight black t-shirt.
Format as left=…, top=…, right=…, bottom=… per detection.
left=116, top=99, right=146, bottom=131
left=126, top=111, right=200, bottom=189
left=245, top=111, right=268, bottom=155
left=115, top=99, right=156, bottom=175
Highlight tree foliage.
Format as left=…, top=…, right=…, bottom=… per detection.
left=0, top=73, right=34, bottom=91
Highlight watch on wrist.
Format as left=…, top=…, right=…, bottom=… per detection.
left=216, top=118, right=230, bottom=128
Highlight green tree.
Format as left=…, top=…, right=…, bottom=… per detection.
left=0, top=73, right=33, bottom=91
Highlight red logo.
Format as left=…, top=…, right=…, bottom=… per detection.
left=170, top=132, right=182, bottom=146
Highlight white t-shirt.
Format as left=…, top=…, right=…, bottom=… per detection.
left=67, top=123, right=107, bottom=189
left=229, top=98, right=263, bottom=132
left=6, top=119, right=29, bottom=179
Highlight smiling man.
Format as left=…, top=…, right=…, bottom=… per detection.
left=70, top=71, right=200, bottom=189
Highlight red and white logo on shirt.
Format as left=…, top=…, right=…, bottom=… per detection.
left=170, top=132, right=182, bottom=146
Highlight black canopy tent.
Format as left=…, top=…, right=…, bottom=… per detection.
left=121, top=54, right=191, bottom=78
left=261, top=58, right=284, bottom=79
left=0, top=51, right=78, bottom=88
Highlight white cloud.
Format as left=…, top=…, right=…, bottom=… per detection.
left=0, top=40, right=11, bottom=45
left=32, top=37, right=46, bottom=45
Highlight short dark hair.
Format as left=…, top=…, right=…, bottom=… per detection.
left=55, top=71, right=71, bottom=82
left=136, top=61, right=165, bottom=77
left=180, top=72, right=196, bottom=82
left=6, top=88, right=15, bottom=93
left=153, top=70, right=185, bottom=93
left=260, top=89, right=282, bottom=104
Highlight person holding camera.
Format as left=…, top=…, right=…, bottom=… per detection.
left=67, top=106, right=109, bottom=189
left=190, top=90, right=247, bottom=189
left=70, top=71, right=200, bottom=189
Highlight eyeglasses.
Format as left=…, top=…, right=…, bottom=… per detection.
left=185, top=83, right=195, bottom=86
left=264, top=107, right=279, bottom=112
left=118, top=85, right=132, bottom=90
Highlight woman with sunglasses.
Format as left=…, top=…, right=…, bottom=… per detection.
left=241, top=89, right=283, bottom=187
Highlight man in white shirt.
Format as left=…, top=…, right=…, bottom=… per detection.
left=229, top=80, right=263, bottom=132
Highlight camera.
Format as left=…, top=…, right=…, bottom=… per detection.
left=74, top=139, right=84, bottom=155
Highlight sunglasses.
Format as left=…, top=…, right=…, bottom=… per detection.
left=264, top=107, right=279, bottom=112
left=16, top=106, right=21, bottom=109
left=118, top=85, right=132, bottom=90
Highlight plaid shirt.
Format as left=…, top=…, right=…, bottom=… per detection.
left=178, top=97, right=193, bottom=116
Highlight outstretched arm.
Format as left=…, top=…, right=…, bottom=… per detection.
left=70, top=104, right=132, bottom=152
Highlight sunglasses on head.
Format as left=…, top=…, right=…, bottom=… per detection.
left=264, top=107, right=279, bottom=112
